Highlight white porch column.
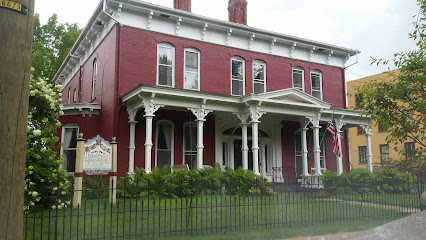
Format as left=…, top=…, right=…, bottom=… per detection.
left=251, top=121, right=260, bottom=175
left=301, top=119, right=310, bottom=179
left=309, top=112, right=322, bottom=177
left=364, top=125, right=373, bottom=172
left=141, top=94, right=163, bottom=173
left=235, top=113, right=250, bottom=170
left=126, top=108, right=138, bottom=175
left=336, top=130, right=344, bottom=175
left=189, top=100, right=212, bottom=170
left=247, top=101, right=265, bottom=175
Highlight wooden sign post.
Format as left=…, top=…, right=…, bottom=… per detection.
left=73, top=133, right=85, bottom=209
left=109, top=137, right=118, bottom=204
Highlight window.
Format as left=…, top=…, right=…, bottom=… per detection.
left=156, top=121, right=174, bottom=169
left=292, top=67, right=304, bottom=91
left=183, top=123, right=197, bottom=170
left=92, top=58, right=97, bottom=100
left=355, top=93, right=363, bottom=109
left=294, top=132, right=303, bottom=179
left=67, top=88, right=71, bottom=104
left=61, top=124, right=79, bottom=172
left=311, top=70, right=323, bottom=100
left=253, top=60, right=266, bottom=94
left=405, top=142, right=415, bottom=161
left=380, top=144, right=390, bottom=162
left=73, top=88, right=77, bottom=103
left=231, top=57, right=245, bottom=96
left=359, top=146, right=367, bottom=163
left=184, top=48, right=200, bottom=90
left=157, top=43, right=175, bottom=87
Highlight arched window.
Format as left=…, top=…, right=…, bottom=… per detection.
left=253, top=60, right=266, bottom=94
left=231, top=56, right=245, bottom=96
left=156, top=120, right=174, bottom=169
left=67, top=87, right=71, bottom=104
left=60, top=124, right=79, bottom=172
left=292, top=67, right=304, bottom=91
left=92, top=58, right=97, bottom=100
left=184, top=48, right=200, bottom=90
left=311, top=70, right=323, bottom=100
left=157, top=43, right=175, bottom=87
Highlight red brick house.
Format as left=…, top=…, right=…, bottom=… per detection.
left=55, top=0, right=371, bottom=183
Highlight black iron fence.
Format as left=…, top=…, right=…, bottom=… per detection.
left=24, top=175, right=425, bottom=240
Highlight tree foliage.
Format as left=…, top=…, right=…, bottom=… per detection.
left=355, top=0, right=426, bottom=170
left=32, top=14, right=81, bottom=82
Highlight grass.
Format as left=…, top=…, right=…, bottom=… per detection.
left=24, top=192, right=418, bottom=240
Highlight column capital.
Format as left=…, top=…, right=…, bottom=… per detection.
left=362, top=125, right=372, bottom=136
left=246, top=101, right=266, bottom=122
left=139, top=93, right=164, bottom=116
left=234, top=112, right=250, bottom=124
left=306, top=109, right=323, bottom=127
left=126, top=106, right=138, bottom=122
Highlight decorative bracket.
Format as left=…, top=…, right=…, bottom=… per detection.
left=269, top=38, right=276, bottom=53
left=290, top=42, right=297, bottom=57
left=309, top=47, right=316, bottom=60
left=126, top=106, right=138, bottom=123
left=246, top=101, right=266, bottom=122
left=175, top=17, right=182, bottom=35
left=307, top=110, right=323, bottom=127
left=188, top=99, right=212, bottom=121
left=201, top=23, right=208, bottom=40
left=116, top=3, right=123, bottom=18
left=226, top=29, right=232, bottom=45
left=327, top=50, right=333, bottom=64
left=138, top=93, right=164, bottom=117
left=335, top=115, right=345, bottom=132
left=234, top=112, right=250, bottom=124
left=361, top=124, right=372, bottom=135
left=248, top=34, right=255, bottom=49
left=345, top=54, right=350, bottom=63
left=147, top=11, right=154, bottom=29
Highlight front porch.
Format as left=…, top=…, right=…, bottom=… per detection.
left=121, top=85, right=372, bottom=180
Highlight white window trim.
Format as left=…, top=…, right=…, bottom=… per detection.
left=184, top=48, right=200, bottom=91
left=292, top=67, right=304, bottom=91
left=67, top=88, right=71, bottom=104
left=311, top=70, right=323, bottom=100
left=183, top=122, right=197, bottom=168
left=157, top=43, right=175, bottom=88
left=231, top=57, right=245, bottom=96
left=91, top=58, right=97, bottom=100
left=155, top=120, right=175, bottom=168
left=253, top=60, right=266, bottom=94
left=60, top=123, right=79, bottom=172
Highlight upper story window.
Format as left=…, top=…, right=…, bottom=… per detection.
left=92, top=58, right=97, bottom=100
left=157, top=43, right=175, bottom=87
left=253, top=60, right=266, bottom=94
left=67, top=87, right=71, bottom=104
left=292, top=67, right=304, bottom=91
left=311, top=70, right=323, bottom=100
left=231, top=57, right=245, bottom=96
left=355, top=93, right=364, bottom=109
left=184, top=48, right=200, bottom=90
left=73, top=88, right=77, bottom=103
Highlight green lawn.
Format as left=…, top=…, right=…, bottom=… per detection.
left=24, top=192, right=418, bottom=240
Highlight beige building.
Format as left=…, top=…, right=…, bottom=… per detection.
left=347, top=70, right=417, bottom=169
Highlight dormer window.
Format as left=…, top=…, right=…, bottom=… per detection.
left=253, top=60, right=266, bottom=94
left=311, top=70, right=323, bottom=100
left=184, top=48, right=200, bottom=90
left=157, top=43, right=175, bottom=87
left=292, top=67, right=304, bottom=91
left=231, top=57, right=245, bottom=96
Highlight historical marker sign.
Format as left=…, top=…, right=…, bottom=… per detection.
left=83, top=135, right=112, bottom=175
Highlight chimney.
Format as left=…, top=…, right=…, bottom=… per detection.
left=174, top=0, right=191, bottom=12
left=228, top=0, right=248, bottom=25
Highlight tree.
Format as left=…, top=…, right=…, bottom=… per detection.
left=32, top=14, right=81, bottom=82
left=24, top=14, right=81, bottom=210
left=355, top=0, right=426, bottom=171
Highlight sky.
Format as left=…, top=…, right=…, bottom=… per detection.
left=34, top=0, right=419, bottom=81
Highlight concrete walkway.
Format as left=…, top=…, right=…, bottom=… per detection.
left=281, top=232, right=359, bottom=240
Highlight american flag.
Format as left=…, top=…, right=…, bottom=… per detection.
left=326, top=114, right=342, bottom=157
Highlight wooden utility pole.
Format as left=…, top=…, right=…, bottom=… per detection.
left=0, top=0, right=34, bottom=239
